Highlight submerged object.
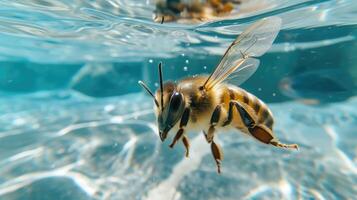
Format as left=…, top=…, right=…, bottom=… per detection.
left=279, top=69, right=355, bottom=104
left=139, top=17, right=298, bottom=174
left=154, top=0, right=240, bottom=22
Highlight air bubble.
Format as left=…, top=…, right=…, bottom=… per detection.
left=183, top=66, right=188, bottom=71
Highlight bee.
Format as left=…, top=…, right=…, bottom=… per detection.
left=139, top=17, right=298, bottom=174
left=153, top=0, right=239, bottom=23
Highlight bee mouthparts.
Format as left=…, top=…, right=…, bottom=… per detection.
left=159, top=131, right=168, bottom=142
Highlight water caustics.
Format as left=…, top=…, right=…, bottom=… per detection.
left=0, top=91, right=356, bottom=199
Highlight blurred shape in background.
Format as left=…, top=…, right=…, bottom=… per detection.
left=154, top=0, right=246, bottom=22
left=153, top=0, right=274, bottom=23
left=279, top=69, right=356, bottom=105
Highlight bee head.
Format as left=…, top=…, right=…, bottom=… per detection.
left=138, top=62, right=186, bottom=142
left=155, top=82, right=185, bottom=142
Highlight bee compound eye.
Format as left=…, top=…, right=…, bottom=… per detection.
left=170, top=92, right=183, bottom=111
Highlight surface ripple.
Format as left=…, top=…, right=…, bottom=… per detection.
left=0, top=0, right=356, bottom=63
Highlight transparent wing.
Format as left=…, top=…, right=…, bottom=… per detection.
left=226, top=58, right=260, bottom=86
left=203, top=17, right=281, bottom=90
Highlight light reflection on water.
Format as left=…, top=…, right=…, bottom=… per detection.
left=0, top=0, right=356, bottom=63
left=0, top=93, right=161, bottom=199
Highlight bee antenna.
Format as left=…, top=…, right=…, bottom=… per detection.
left=138, top=80, right=159, bottom=108
left=158, top=62, right=164, bottom=112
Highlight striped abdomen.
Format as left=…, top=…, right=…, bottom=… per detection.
left=220, top=85, right=274, bottom=130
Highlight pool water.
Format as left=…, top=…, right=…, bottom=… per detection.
left=0, top=0, right=356, bottom=199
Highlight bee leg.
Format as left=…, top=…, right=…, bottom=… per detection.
left=222, top=101, right=235, bottom=126
left=234, top=102, right=299, bottom=150
left=169, top=108, right=190, bottom=148
left=206, top=105, right=224, bottom=174
left=169, top=129, right=184, bottom=148
left=270, top=140, right=299, bottom=150
left=233, top=101, right=255, bottom=128
left=204, top=105, right=222, bottom=143
left=249, top=125, right=299, bottom=150
left=182, top=135, right=190, bottom=157
left=203, top=126, right=216, bottom=143
left=211, top=141, right=224, bottom=174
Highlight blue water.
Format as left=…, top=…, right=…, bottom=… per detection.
left=0, top=0, right=356, bottom=199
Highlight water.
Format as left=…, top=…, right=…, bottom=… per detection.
left=0, top=0, right=356, bottom=199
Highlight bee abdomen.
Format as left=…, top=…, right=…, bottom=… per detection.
left=229, top=87, right=274, bottom=130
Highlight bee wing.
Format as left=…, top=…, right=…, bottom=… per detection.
left=203, top=17, right=281, bottom=90
left=226, top=58, right=260, bottom=86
